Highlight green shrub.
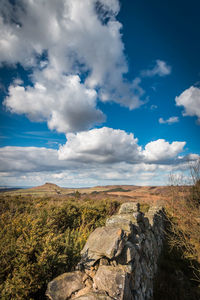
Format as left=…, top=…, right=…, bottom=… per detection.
left=0, top=195, right=119, bottom=299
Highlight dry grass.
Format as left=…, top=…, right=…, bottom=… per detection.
left=154, top=161, right=200, bottom=300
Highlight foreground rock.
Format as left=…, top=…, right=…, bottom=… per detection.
left=93, top=265, right=133, bottom=299
left=46, top=271, right=84, bottom=300
left=80, top=226, right=126, bottom=267
left=46, top=202, right=165, bottom=300
left=73, top=291, right=113, bottom=299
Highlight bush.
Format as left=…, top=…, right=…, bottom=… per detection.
left=0, top=195, right=119, bottom=299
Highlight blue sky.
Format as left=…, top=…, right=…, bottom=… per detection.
left=0, top=0, right=199, bottom=187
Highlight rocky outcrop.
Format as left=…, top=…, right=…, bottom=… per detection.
left=46, top=202, right=165, bottom=300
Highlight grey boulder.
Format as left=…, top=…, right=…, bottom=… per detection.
left=46, top=271, right=84, bottom=300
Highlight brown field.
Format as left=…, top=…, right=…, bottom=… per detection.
left=2, top=182, right=191, bottom=207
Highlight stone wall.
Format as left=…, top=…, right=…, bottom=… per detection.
left=46, top=202, right=165, bottom=300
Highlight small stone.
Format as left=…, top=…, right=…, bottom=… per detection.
left=93, top=265, right=132, bottom=299
left=124, top=263, right=134, bottom=273
left=99, top=258, right=109, bottom=266
left=73, top=287, right=91, bottom=298
left=118, top=202, right=140, bottom=214
left=85, top=268, right=96, bottom=279
left=73, top=291, right=113, bottom=299
left=106, top=214, right=137, bottom=233
left=46, top=271, right=84, bottom=300
left=110, top=260, right=117, bottom=266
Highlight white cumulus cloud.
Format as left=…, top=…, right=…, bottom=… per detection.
left=143, top=139, right=186, bottom=163
left=1, top=0, right=144, bottom=132
left=4, top=74, right=105, bottom=133
left=0, top=128, right=198, bottom=187
left=58, top=127, right=142, bottom=163
left=58, top=127, right=189, bottom=165
left=175, top=86, right=200, bottom=123
left=0, top=129, right=189, bottom=175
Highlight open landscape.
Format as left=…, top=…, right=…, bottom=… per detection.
left=0, top=0, right=200, bottom=299
left=0, top=181, right=199, bottom=299
left=1, top=182, right=190, bottom=204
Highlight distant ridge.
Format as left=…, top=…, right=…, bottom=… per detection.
left=2, top=184, right=189, bottom=204
left=30, top=182, right=63, bottom=191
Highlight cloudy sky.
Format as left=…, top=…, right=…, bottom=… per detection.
left=0, top=0, right=199, bottom=187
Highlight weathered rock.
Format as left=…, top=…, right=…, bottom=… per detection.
left=125, top=242, right=139, bottom=264
left=93, top=266, right=133, bottom=299
left=110, top=259, right=117, bottom=266
left=81, top=227, right=126, bottom=266
left=73, top=291, right=113, bottom=299
left=106, top=214, right=138, bottom=233
left=72, top=287, right=91, bottom=298
left=85, top=278, right=93, bottom=288
left=118, top=202, right=140, bottom=214
left=82, top=273, right=89, bottom=282
left=46, top=203, right=165, bottom=300
left=84, top=268, right=96, bottom=279
left=117, top=241, right=138, bottom=265
left=132, top=212, right=144, bottom=222
left=145, top=207, right=163, bottom=226
left=46, top=271, right=84, bottom=300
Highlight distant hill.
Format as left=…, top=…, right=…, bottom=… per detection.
left=24, top=182, right=65, bottom=194
left=30, top=182, right=62, bottom=191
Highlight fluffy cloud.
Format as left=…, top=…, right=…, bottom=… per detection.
left=0, top=129, right=190, bottom=174
left=1, top=128, right=198, bottom=187
left=0, top=162, right=160, bottom=187
left=58, top=127, right=142, bottom=163
left=0, top=147, right=62, bottom=173
left=159, top=116, right=179, bottom=124
left=175, top=86, right=200, bottom=123
left=4, top=75, right=105, bottom=132
left=143, top=139, right=186, bottom=163
left=142, top=60, right=171, bottom=77
left=58, top=127, right=188, bottom=165
left=0, top=146, right=96, bottom=176
left=1, top=0, right=144, bottom=129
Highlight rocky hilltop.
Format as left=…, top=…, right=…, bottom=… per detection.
left=46, top=202, right=165, bottom=300
left=30, top=182, right=62, bottom=190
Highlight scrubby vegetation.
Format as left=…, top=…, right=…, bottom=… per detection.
left=0, top=194, right=120, bottom=299
left=106, top=187, right=131, bottom=192
left=0, top=162, right=199, bottom=300
left=154, top=160, right=200, bottom=300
